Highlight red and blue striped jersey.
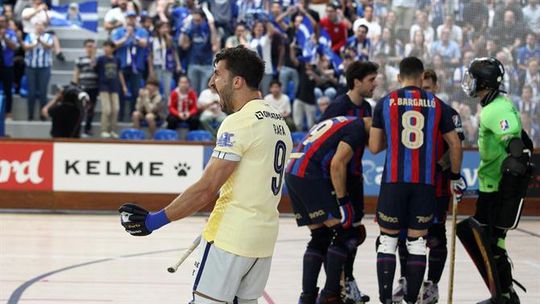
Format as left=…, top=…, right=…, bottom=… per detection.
left=435, top=103, right=465, bottom=197
left=372, top=86, right=455, bottom=185
left=286, top=116, right=366, bottom=179
left=319, top=94, right=372, bottom=176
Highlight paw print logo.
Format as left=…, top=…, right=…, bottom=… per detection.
left=175, top=163, right=191, bottom=177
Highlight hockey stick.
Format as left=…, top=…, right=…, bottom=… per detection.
left=167, top=235, right=202, bottom=273
left=447, top=194, right=458, bottom=304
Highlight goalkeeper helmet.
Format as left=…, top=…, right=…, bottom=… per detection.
left=461, top=57, right=505, bottom=97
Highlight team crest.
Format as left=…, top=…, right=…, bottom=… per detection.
left=499, top=120, right=510, bottom=131
left=217, top=132, right=235, bottom=147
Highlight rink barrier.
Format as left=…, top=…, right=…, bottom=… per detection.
left=0, top=138, right=539, bottom=215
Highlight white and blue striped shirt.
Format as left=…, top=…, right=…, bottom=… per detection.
left=24, top=33, right=53, bottom=68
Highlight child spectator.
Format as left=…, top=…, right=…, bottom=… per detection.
left=95, top=40, right=127, bottom=138
left=132, top=77, right=163, bottom=137
left=166, top=75, right=199, bottom=131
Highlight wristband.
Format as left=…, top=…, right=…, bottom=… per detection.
left=337, top=196, right=350, bottom=206
left=449, top=172, right=461, bottom=180
left=145, top=209, right=170, bottom=231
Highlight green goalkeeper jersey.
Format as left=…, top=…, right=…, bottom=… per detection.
left=478, top=95, right=522, bottom=192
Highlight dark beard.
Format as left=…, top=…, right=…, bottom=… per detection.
left=219, top=85, right=234, bottom=115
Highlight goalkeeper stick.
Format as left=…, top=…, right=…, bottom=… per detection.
left=167, top=235, right=202, bottom=273
left=447, top=194, right=458, bottom=303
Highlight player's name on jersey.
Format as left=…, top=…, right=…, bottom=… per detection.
left=389, top=98, right=436, bottom=108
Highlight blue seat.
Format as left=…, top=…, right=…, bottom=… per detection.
left=153, top=129, right=179, bottom=141
left=186, top=130, right=213, bottom=142
left=291, top=131, right=307, bottom=145
left=119, top=128, right=146, bottom=140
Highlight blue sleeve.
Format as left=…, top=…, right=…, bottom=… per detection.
left=136, top=27, right=149, bottom=39
left=372, top=99, right=384, bottom=129
left=112, top=28, right=124, bottom=41
left=24, top=34, right=32, bottom=44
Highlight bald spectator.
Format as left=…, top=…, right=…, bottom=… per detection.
left=431, top=28, right=461, bottom=65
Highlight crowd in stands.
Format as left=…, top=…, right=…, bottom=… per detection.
left=0, top=0, right=539, bottom=146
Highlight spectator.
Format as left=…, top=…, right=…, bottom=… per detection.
left=431, top=28, right=461, bottom=65
left=66, top=3, right=82, bottom=27
left=392, top=0, right=416, bottom=32
left=382, top=10, right=398, bottom=37
left=225, top=23, right=250, bottom=48
left=452, top=50, right=476, bottom=90
left=405, top=30, right=431, bottom=65
left=166, top=75, right=199, bottom=131
left=3, top=4, right=14, bottom=22
left=21, top=0, right=49, bottom=35
left=344, top=24, right=371, bottom=62
left=462, top=0, right=489, bottom=32
left=314, top=54, right=338, bottom=101
left=249, top=20, right=275, bottom=96
left=112, top=10, right=149, bottom=121
left=409, top=11, right=434, bottom=46
left=197, top=82, right=220, bottom=112
left=520, top=58, right=540, bottom=100
left=180, top=8, right=218, bottom=95
left=517, top=32, right=540, bottom=70
left=23, top=21, right=52, bottom=121
left=199, top=99, right=226, bottom=139
left=320, top=2, right=349, bottom=54
left=277, top=13, right=304, bottom=99
left=516, top=85, right=539, bottom=117
left=523, top=0, right=540, bottom=35
left=104, top=0, right=128, bottom=31
left=203, top=0, right=234, bottom=39
left=494, top=0, right=524, bottom=25
left=0, top=14, right=18, bottom=120
left=264, top=80, right=295, bottom=131
left=73, top=39, right=99, bottom=137
left=489, top=10, right=525, bottom=53
left=316, top=95, right=330, bottom=121
left=95, top=40, right=128, bottom=138
left=372, top=27, right=403, bottom=64
left=373, top=53, right=399, bottom=90
left=353, top=5, right=382, bottom=41
left=495, top=51, right=521, bottom=97
left=430, top=54, right=450, bottom=101
left=41, top=84, right=86, bottom=138
left=289, top=39, right=317, bottom=131
left=132, top=77, right=163, bottom=137
left=436, top=16, right=463, bottom=47
left=149, top=21, right=181, bottom=103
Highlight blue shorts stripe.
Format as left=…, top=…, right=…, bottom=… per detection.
left=193, top=241, right=212, bottom=292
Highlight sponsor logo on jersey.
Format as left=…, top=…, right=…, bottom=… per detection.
left=217, top=132, right=235, bottom=147
left=500, top=119, right=510, bottom=131
left=255, top=110, right=283, bottom=120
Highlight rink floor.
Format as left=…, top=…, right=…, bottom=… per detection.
left=1, top=213, right=539, bottom=303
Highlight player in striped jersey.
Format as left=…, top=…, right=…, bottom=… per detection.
left=319, top=61, right=379, bottom=304
left=286, top=116, right=368, bottom=304
left=369, top=57, right=466, bottom=304
left=392, top=69, right=465, bottom=303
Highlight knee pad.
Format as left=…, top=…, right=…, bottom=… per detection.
left=428, top=224, right=447, bottom=248
left=307, top=226, right=332, bottom=252
left=406, top=236, right=427, bottom=255
left=376, top=233, right=399, bottom=254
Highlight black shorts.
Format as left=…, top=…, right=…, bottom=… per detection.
left=433, top=196, right=450, bottom=224
left=376, top=183, right=435, bottom=230
left=285, top=174, right=340, bottom=227
left=347, top=175, right=365, bottom=222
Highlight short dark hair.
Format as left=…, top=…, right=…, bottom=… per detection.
left=345, top=61, right=379, bottom=90
left=214, top=46, right=265, bottom=90
left=399, top=57, right=424, bottom=79
left=146, top=76, right=160, bottom=87
left=423, top=69, right=438, bottom=85
left=103, top=40, right=115, bottom=48
left=83, top=39, right=95, bottom=46
left=358, top=24, right=369, bottom=34
left=269, top=80, right=282, bottom=87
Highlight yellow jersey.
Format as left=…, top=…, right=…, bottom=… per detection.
left=202, top=99, right=292, bottom=258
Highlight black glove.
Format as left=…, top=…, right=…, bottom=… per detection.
left=119, top=203, right=152, bottom=236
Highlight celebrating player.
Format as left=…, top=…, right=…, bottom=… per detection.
left=369, top=57, right=465, bottom=304
left=286, top=116, right=368, bottom=304
left=392, top=69, right=465, bottom=303
left=458, top=57, right=533, bottom=304
left=319, top=60, right=379, bottom=303
left=118, top=46, right=293, bottom=303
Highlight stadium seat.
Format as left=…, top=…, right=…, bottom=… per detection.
left=291, top=131, right=307, bottom=145
left=119, top=128, right=146, bottom=140
left=153, top=129, right=179, bottom=141
left=186, top=130, right=213, bottom=142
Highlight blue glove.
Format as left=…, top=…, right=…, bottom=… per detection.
left=449, top=172, right=467, bottom=203
left=338, top=196, right=354, bottom=229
